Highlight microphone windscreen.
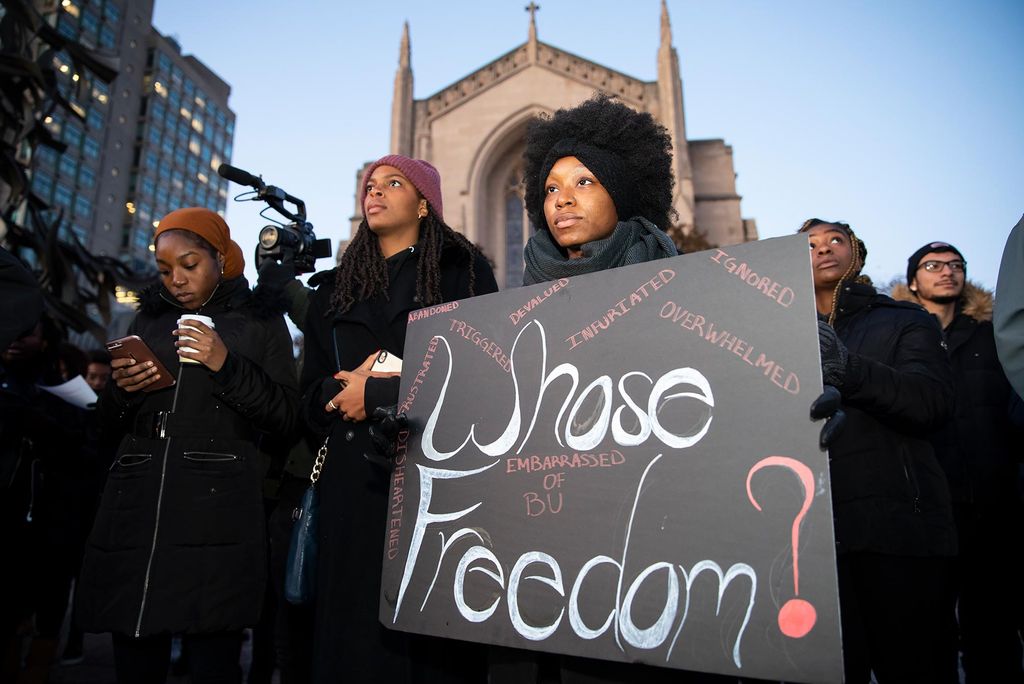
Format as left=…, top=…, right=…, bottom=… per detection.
left=218, top=163, right=260, bottom=187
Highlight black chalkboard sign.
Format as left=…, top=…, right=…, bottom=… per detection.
left=379, top=235, right=843, bottom=683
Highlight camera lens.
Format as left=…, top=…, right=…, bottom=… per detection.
left=259, top=226, right=279, bottom=249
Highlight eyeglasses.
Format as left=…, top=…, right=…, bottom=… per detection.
left=919, top=259, right=966, bottom=273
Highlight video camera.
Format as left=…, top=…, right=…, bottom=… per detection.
left=217, top=163, right=332, bottom=274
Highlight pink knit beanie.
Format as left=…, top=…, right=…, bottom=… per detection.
left=359, top=155, right=444, bottom=221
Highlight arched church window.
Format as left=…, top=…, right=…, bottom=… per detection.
left=504, top=168, right=528, bottom=287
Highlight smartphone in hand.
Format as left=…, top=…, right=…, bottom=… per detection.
left=371, top=350, right=402, bottom=374
left=106, top=335, right=176, bottom=392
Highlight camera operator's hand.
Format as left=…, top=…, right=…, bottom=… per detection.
left=256, top=257, right=296, bottom=294
left=111, top=356, right=161, bottom=393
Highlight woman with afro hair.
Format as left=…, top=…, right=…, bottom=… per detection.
left=490, top=96, right=747, bottom=684
left=300, top=155, right=497, bottom=681
left=521, top=93, right=678, bottom=285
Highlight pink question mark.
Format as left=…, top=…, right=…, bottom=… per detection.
left=746, top=455, right=817, bottom=639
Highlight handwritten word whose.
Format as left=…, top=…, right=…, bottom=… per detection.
left=409, top=301, right=459, bottom=323
left=659, top=301, right=800, bottom=395
left=506, top=450, right=625, bottom=474
left=565, top=269, right=676, bottom=351
left=510, top=278, right=569, bottom=325
left=709, top=249, right=795, bottom=308
left=448, top=319, right=512, bottom=373
left=422, top=320, right=715, bottom=461
left=399, top=336, right=440, bottom=414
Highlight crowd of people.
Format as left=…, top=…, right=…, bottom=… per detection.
left=2, top=94, right=1023, bottom=684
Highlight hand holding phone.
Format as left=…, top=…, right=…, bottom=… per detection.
left=106, top=335, right=176, bottom=393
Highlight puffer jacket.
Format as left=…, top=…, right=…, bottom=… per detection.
left=892, top=281, right=1023, bottom=509
left=77, top=276, right=297, bottom=637
left=829, top=281, right=957, bottom=557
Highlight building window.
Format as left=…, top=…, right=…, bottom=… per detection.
left=99, top=25, right=116, bottom=49
left=92, top=81, right=110, bottom=105
left=83, top=136, right=101, bottom=159
left=74, top=194, right=92, bottom=217
left=104, top=2, right=121, bottom=24
left=54, top=183, right=73, bottom=207
left=59, top=155, right=78, bottom=179
left=81, top=10, right=100, bottom=36
left=57, top=18, right=77, bottom=39
left=64, top=123, right=83, bottom=149
left=35, top=145, right=58, bottom=167
left=79, top=165, right=96, bottom=190
left=32, top=171, right=54, bottom=200
left=72, top=224, right=89, bottom=244
left=87, top=108, right=104, bottom=130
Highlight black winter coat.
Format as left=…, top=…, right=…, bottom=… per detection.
left=300, top=244, right=497, bottom=682
left=829, top=282, right=957, bottom=557
left=77, top=276, right=298, bottom=637
left=893, top=282, right=1023, bottom=509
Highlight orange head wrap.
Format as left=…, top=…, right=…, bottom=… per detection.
left=153, top=207, right=245, bottom=279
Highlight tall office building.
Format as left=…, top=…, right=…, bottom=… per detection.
left=30, top=0, right=234, bottom=273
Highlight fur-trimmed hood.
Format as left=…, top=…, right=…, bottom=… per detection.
left=890, top=280, right=993, bottom=322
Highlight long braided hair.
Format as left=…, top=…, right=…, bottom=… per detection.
left=798, top=218, right=869, bottom=326
left=327, top=207, right=485, bottom=315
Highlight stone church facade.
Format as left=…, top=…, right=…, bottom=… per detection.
left=352, top=2, right=757, bottom=288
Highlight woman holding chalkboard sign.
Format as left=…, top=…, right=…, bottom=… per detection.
left=497, top=96, right=742, bottom=684
left=300, top=155, right=497, bottom=681
left=804, top=220, right=958, bottom=683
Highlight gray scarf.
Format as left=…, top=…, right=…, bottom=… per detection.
left=522, top=216, right=678, bottom=285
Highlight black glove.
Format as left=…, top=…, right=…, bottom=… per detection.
left=364, top=405, right=409, bottom=471
left=818, top=320, right=849, bottom=388
left=256, top=257, right=296, bottom=295
left=810, top=384, right=846, bottom=448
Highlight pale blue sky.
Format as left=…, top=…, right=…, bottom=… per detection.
left=153, top=0, right=1023, bottom=289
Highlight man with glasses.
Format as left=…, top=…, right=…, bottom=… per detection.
left=901, top=241, right=1024, bottom=682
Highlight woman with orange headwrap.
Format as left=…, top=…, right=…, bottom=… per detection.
left=76, top=208, right=298, bottom=683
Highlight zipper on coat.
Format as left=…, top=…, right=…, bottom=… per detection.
left=134, top=363, right=186, bottom=637
left=25, top=458, right=39, bottom=523
left=902, top=460, right=922, bottom=514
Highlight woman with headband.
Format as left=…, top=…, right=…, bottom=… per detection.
left=77, top=207, right=298, bottom=683
left=803, top=218, right=958, bottom=683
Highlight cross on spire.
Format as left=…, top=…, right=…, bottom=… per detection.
left=525, top=2, right=540, bottom=25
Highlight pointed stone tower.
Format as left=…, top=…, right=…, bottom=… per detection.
left=656, top=0, right=696, bottom=237
left=390, top=22, right=414, bottom=156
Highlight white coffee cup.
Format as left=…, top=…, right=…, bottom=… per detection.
left=177, top=314, right=215, bottom=364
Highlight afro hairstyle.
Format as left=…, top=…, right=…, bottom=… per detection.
left=522, top=94, right=675, bottom=234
